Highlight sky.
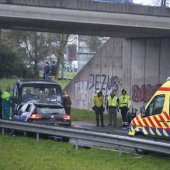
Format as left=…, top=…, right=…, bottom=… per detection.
left=133, top=0, right=154, bottom=5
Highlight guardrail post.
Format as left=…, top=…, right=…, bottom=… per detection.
left=23, top=131, right=27, bottom=137
left=36, top=133, right=40, bottom=142
left=118, top=145, right=122, bottom=156
left=2, top=128, right=4, bottom=135
left=75, top=139, right=79, bottom=150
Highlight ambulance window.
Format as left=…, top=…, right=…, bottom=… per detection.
left=145, top=95, right=165, bottom=116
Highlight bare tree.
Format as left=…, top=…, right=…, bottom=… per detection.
left=23, top=32, right=51, bottom=79
left=153, top=0, right=169, bottom=6
left=49, top=33, right=69, bottom=80
left=0, top=30, right=51, bottom=79
left=1, top=30, right=69, bottom=80
left=161, top=0, right=166, bottom=6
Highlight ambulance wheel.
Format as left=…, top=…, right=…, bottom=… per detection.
left=135, top=148, right=148, bottom=155
left=135, top=133, right=148, bottom=155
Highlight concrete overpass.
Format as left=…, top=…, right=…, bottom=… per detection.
left=0, top=0, right=170, bottom=37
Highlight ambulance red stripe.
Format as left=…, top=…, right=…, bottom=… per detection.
left=136, top=116, right=143, bottom=127
left=158, top=87, right=170, bottom=91
left=147, top=117, right=156, bottom=129
left=159, top=114, right=169, bottom=128
left=143, top=119, right=150, bottom=129
left=132, top=119, right=136, bottom=127
left=163, top=112, right=170, bottom=121
left=167, top=128, right=170, bottom=133
left=153, top=115, right=162, bottom=129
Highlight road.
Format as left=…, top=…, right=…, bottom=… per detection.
left=70, top=120, right=132, bottom=153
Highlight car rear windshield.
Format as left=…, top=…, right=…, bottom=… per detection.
left=36, top=106, right=64, bottom=115
left=21, top=86, right=62, bottom=104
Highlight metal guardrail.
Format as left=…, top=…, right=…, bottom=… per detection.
left=1, top=0, right=170, bottom=18
left=0, top=119, right=170, bottom=155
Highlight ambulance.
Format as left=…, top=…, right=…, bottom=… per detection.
left=129, top=79, right=170, bottom=139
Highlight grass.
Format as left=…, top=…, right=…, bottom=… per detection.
left=0, top=75, right=73, bottom=91
left=57, top=79, right=71, bottom=89
left=71, top=108, right=96, bottom=121
left=39, top=70, right=76, bottom=89
left=63, top=71, right=77, bottom=79
left=0, top=135, right=169, bottom=170
left=0, top=78, right=18, bottom=91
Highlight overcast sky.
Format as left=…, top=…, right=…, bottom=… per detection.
left=133, top=0, right=154, bottom=5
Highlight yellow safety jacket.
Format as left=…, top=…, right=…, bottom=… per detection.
left=2, top=91, right=10, bottom=101
left=107, top=96, right=118, bottom=107
left=93, top=95, right=104, bottom=107
left=119, top=94, right=131, bottom=108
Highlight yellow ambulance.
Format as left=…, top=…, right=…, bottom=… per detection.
left=129, top=79, right=170, bottom=138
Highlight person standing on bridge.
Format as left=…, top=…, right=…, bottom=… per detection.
left=106, top=90, right=119, bottom=127
left=50, top=61, right=57, bottom=81
left=119, top=88, right=131, bottom=128
left=93, top=90, right=105, bottom=127
left=2, top=86, right=12, bottom=120
left=43, top=61, right=50, bottom=81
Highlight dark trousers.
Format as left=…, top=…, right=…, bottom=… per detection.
left=120, top=106, right=128, bottom=124
left=95, top=107, right=104, bottom=126
left=65, top=107, right=71, bottom=115
left=108, top=107, right=117, bottom=126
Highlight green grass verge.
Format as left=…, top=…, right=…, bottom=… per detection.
left=71, top=108, right=96, bottom=121
left=63, top=72, right=77, bottom=79
left=0, top=78, right=18, bottom=91
left=0, top=135, right=169, bottom=170
left=57, top=79, right=71, bottom=89
left=0, top=78, right=71, bottom=91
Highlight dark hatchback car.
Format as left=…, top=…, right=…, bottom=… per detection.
left=13, top=101, right=71, bottom=127
left=12, top=80, right=71, bottom=129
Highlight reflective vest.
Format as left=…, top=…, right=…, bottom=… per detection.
left=107, top=96, right=118, bottom=107
left=2, top=91, right=10, bottom=101
left=93, top=95, right=104, bottom=107
left=119, top=94, right=131, bottom=108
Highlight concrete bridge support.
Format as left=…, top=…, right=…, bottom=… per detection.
left=65, top=38, right=170, bottom=112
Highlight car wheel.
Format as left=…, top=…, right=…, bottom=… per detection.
left=62, top=137, right=70, bottom=142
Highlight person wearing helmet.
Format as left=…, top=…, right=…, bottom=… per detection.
left=93, top=90, right=105, bottom=127
left=119, top=88, right=131, bottom=127
left=106, top=90, right=119, bottom=127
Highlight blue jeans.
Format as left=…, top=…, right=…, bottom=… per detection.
left=44, top=73, right=50, bottom=81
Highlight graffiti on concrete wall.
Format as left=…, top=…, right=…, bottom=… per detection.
left=132, top=84, right=161, bottom=103
left=74, top=74, right=121, bottom=109
left=75, top=81, right=91, bottom=109
left=75, top=74, right=162, bottom=108
left=88, top=74, right=120, bottom=91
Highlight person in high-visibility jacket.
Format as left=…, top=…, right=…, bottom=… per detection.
left=0, top=86, right=2, bottom=119
left=119, top=88, right=131, bottom=127
left=106, top=90, right=119, bottom=127
left=93, top=90, right=105, bottom=127
left=2, top=86, right=12, bottom=120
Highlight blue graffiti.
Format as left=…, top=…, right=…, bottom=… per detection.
left=89, top=74, right=120, bottom=91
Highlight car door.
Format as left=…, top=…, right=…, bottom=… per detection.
left=142, top=94, right=169, bottom=137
